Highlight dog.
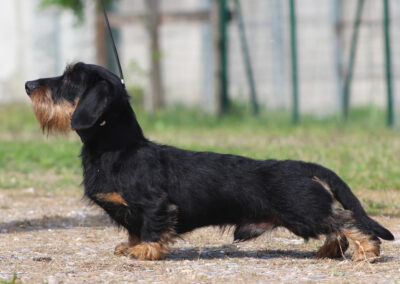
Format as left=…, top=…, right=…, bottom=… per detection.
left=25, top=62, right=394, bottom=261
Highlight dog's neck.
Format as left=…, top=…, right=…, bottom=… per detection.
left=76, top=102, right=146, bottom=152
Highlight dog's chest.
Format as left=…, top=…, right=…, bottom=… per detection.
left=85, top=166, right=109, bottom=192
left=82, top=155, right=121, bottom=198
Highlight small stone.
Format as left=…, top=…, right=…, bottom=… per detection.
left=25, top=187, right=35, bottom=194
left=33, top=256, right=52, bottom=262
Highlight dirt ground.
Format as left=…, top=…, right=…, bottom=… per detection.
left=1, top=189, right=399, bottom=283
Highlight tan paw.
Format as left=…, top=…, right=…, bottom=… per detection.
left=127, top=242, right=169, bottom=261
left=114, top=242, right=130, bottom=256
left=317, top=235, right=349, bottom=258
left=352, top=246, right=380, bottom=262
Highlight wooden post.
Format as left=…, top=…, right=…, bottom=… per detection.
left=146, top=0, right=163, bottom=111
left=212, top=0, right=229, bottom=115
left=95, top=11, right=107, bottom=67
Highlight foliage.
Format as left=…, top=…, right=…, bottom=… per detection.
left=40, top=0, right=115, bottom=21
left=0, top=272, right=21, bottom=284
left=40, top=0, right=85, bottom=19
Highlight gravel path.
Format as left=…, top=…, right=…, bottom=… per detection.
left=1, top=189, right=399, bottom=283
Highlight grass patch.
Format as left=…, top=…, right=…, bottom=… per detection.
left=0, top=140, right=81, bottom=173
left=0, top=273, right=21, bottom=284
left=0, top=103, right=399, bottom=214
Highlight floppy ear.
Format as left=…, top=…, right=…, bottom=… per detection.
left=71, top=81, right=110, bottom=130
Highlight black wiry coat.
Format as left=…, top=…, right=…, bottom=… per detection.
left=25, top=63, right=394, bottom=261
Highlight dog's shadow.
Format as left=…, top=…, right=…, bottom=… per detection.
left=0, top=214, right=111, bottom=234
left=167, top=246, right=315, bottom=260
left=166, top=247, right=396, bottom=263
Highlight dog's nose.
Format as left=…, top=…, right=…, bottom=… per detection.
left=25, top=81, right=39, bottom=96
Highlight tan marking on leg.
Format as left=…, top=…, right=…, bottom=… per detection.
left=115, top=231, right=176, bottom=260
left=95, top=192, right=128, bottom=206
left=115, top=235, right=141, bottom=256
left=114, top=242, right=130, bottom=256
left=317, top=233, right=349, bottom=258
left=342, top=228, right=380, bottom=261
left=127, top=242, right=168, bottom=260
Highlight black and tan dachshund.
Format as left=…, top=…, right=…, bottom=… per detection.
left=25, top=62, right=393, bottom=261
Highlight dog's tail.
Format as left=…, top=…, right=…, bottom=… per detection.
left=309, top=163, right=394, bottom=241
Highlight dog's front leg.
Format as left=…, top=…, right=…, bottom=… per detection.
left=114, top=234, right=141, bottom=256
left=117, top=195, right=177, bottom=261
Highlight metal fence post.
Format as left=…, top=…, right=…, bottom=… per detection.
left=383, top=0, right=394, bottom=126
left=343, top=0, right=364, bottom=119
left=234, top=0, right=259, bottom=115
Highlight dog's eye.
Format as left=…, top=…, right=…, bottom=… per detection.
left=64, top=79, right=71, bottom=84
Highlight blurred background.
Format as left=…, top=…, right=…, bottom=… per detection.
left=1, top=0, right=400, bottom=124
left=0, top=0, right=399, bottom=214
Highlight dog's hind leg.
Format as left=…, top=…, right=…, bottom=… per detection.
left=317, top=233, right=349, bottom=258
left=342, top=228, right=381, bottom=261
left=320, top=209, right=380, bottom=261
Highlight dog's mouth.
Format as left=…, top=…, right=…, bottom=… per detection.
left=29, top=87, right=77, bottom=134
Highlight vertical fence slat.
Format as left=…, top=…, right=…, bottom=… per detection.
left=383, top=0, right=394, bottom=126
left=234, top=0, right=259, bottom=115
left=343, top=0, right=364, bottom=119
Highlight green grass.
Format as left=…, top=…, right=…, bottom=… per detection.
left=0, top=140, right=80, bottom=173
left=0, top=103, right=399, bottom=213
left=0, top=139, right=81, bottom=190
left=0, top=272, right=21, bottom=284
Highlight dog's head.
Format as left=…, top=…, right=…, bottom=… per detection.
left=25, top=62, right=126, bottom=133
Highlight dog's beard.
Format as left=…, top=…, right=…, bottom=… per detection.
left=30, top=87, right=76, bottom=134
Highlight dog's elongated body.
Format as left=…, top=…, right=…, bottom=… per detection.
left=25, top=63, right=394, bottom=261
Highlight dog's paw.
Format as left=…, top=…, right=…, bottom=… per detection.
left=351, top=239, right=380, bottom=262
left=126, top=242, right=168, bottom=261
left=317, top=235, right=349, bottom=259
left=114, top=242, right=130, bottom=256
left=352, top=246, right=380, bottom=262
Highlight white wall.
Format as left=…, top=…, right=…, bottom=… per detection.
left=0, top=0, right=96, bottom=104
left=118, top=0, right=400, bottom=118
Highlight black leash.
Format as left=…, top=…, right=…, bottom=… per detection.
left=100, top=0, right=125, bottom=85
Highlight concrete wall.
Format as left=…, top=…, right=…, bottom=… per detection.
left=118, top=0, right=400, bottom=117
left=0, top=0, right=96, bottom=104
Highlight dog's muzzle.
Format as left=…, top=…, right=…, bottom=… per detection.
left=25, top=81, right=39, bottom=96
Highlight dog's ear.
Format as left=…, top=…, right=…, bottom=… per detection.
left=71, top=81, right=110, bottom=130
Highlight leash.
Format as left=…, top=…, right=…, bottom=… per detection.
left=99, top=0, right=125, bottom=85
